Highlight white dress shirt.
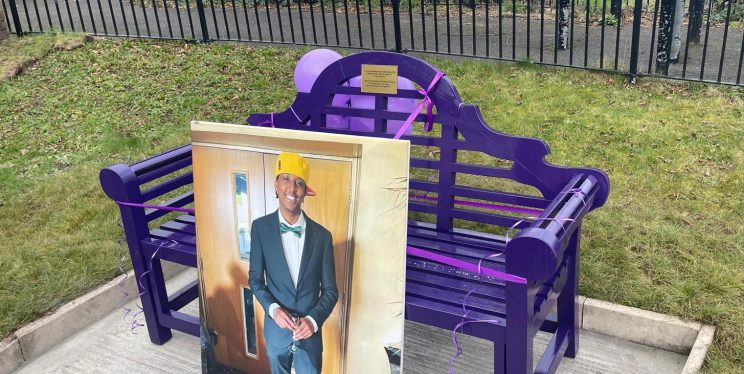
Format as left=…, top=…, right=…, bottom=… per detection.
left=268, top=211, right=319, bottom=333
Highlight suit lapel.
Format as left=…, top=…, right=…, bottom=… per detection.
left=265, top=211, right=296, bottom=291
left=296, top=213, right=316, bottom=289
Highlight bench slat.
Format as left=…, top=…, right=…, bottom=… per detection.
left=140, top=172, right=194, bottom=202
left=451, top=185, right=550, bottom=209
left=408, top=202, right=438, bottom=215
left=160, top=220, right=196, bottom=236
left=453, top=163, right=512, bottom=179
left=405, top=294, right=505, bottom=326
left=406, top=282, right=506, bottom=316
left=406, top=266, right=506, bottom=296
left=315, top=128, right=443, bottom=147
left=322, top=107, right=440, bottom=124
left=141, top=238, right=197, bottom=268
left=451, top=208, right=533, bottom=229
left=331, top=86, right=424, bottom=99
left=409, top=180, right=437, bottom=192
left=175, top=214, right=195, bottom=224
left=149, top=228, right=197, bottom=246
left=407, top=236, right=504, bottom=267
left=410, top=157, right=439, bottom=169
left=145, top=191, right=194, bottom=222
left=135, top=154, right=192, bottom=185
left=410, top=182, right=549, bottom=214
left=129, top=145, right=191, bottom=176
left=408, top=223, right=507, bottom=258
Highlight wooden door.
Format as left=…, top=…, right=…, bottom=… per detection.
left=194, top=146, right=270, bottom=374
left=195, top=145, right=354, bottom=374
left=263, top=154, right=353, bottom=374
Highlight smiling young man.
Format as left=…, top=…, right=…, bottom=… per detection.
left=248, top=152, right=339, bottom=374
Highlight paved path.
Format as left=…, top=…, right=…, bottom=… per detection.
left=7, top=0, right=744, bottom=84
left=13, top=269, right=688, bottom=373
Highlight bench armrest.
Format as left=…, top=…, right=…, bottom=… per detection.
left=506, top=174, right=601, bottom=281
left=100, top=144, right=192, bottom=203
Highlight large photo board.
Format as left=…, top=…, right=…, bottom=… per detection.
left=192, top=121, right=410, bottom=374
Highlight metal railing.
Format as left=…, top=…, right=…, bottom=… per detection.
left=2, top=0, right=743, bottom=85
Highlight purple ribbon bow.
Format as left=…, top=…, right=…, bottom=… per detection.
left=393, top=71, right=445, bottom=139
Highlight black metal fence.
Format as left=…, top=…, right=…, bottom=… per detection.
left=2, top=0, right=743, bottom=85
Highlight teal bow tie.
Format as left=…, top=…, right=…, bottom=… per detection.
left=280, top=222, right=302, bottom=238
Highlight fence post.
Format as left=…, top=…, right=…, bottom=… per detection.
left=195, top=0, right=211, bottom=42
left=6, top=0, right=23, bottom=37
left=688, top=0, right=704, bottom=43
left=628, top=0, right=644, bottom=82
left=655, top=0, right=676, bottom=74
left=391, top=0, right=403, bottom=52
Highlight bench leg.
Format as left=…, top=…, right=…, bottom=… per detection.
left=494, top=342, right=506, bottom=374
left=557, top=230, right=580, bottom=358
left=132, top=252, right=173, bottom=345
left=145, top=258, right=174, bottom=344
left=506, top=283, right=533, bottom=373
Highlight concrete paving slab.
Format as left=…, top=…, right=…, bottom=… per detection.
left=404, top=322, right=687, bottom=374
left=15, top=270, right=692, bottom=374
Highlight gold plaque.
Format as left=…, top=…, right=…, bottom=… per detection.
left=360, top=64, right=399, bottom=94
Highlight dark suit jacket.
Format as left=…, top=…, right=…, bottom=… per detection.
left=248, top=210, right=339, bottom=353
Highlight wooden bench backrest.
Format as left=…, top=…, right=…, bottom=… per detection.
left=248, top=51, right=609, bottom=234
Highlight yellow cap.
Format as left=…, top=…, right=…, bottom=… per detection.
left=275, top=152, right=316, bottom=196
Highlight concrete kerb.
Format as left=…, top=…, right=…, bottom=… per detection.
left=581, top=297, right=716, bottom=370
left=0, top=338, right=23, bottom=374
left=682, top=324, right=716, bottom=374
left=0, top=262, right=184, bottom=374
left=2, top=272, right=715, bottom=374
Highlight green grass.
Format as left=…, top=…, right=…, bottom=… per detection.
left=0, top=38, right=742, bottom=371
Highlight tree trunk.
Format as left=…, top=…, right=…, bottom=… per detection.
left=0, top=6, right=9, bottom=41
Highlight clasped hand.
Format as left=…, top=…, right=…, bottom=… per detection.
left=273, top=307, right=313, bottom=340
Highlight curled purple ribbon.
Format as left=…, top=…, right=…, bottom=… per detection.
left=393, top=71, right=445, bottom=140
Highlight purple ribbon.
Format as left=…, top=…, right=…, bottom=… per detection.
left=116, top=201, right=195, bottom=214
left=567, top=187, right=588, bottom=207
left=410, top=194, right=542, bottom=216
left=393, top=71, right=445, bottom=140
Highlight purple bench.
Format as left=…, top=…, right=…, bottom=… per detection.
left=100, top=51, right=609, bottom=373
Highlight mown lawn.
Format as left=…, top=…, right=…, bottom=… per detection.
left=0, top=36, right=741, bottom=371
